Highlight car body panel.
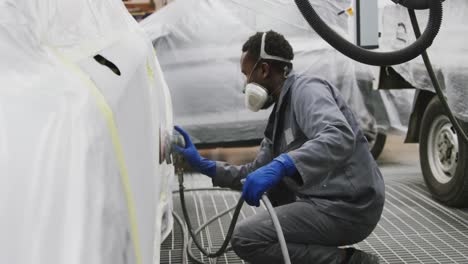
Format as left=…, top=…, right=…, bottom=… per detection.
left=0, top=1, right=174, bottom=263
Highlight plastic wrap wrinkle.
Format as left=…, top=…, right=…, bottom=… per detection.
left=0, top=0, right=174, bottom=263
left=380, top=0, right=468, bottom=121
left=142, top=0, right=412, bottom=145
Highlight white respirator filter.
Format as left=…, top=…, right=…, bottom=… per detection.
left=244, top=83, right=269, bottom=112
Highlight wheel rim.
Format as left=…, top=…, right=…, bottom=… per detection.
left=427, top=115, right=459, bottom=184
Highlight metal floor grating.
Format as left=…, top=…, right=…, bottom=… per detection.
left=161, top=174, right=468, bottom=264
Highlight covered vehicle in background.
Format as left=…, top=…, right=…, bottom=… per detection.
left=378, top=0, right=468, bottom=206
left=0, top=0, right=174, bottom=263
left=142, top=0, right=413, bottom=159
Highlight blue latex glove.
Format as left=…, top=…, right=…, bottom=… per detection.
left=242, top=153, right=297, bottom=206
left=174, top=126, right=216, bottom=177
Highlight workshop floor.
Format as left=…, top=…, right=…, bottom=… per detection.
left=161, top=136, right=468, bottom=264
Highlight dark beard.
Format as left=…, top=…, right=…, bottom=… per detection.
left=261, top=96, right=275, bottom=109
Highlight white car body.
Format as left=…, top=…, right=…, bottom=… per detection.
left=0, top=1, right=174, bottom=264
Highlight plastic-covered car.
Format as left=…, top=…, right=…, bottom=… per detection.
left=142, top=0, right=413, bottom=159
left=378, top=0, right=468, bottom=207
left=0, top=0, right=174, bottom=263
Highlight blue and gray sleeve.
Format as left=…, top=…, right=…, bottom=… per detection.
left=211, top=138, right=274, bottom=190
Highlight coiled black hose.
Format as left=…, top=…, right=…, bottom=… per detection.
left=177, top=173, right=244, bottom=260
left=185, top=199, right=237, bottom=264
left=172, top=188, right=238, bottom=264
left=392, top=0, right=431, bottom=10
left=294, top=0, right=443, bottom=66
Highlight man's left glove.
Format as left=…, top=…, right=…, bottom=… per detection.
left=242, top=153, right=297, bottom=206
left=174, top=126, right=216, bottom=177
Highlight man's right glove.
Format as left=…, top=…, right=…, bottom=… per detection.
left=242, top=153, right=297, bottom=207
left=174, top=126, right=216, bottom=177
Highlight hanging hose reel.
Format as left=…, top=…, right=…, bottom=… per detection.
left=294, top=0, right=468, bottom=144
left=294, top=0, right=443, bottom=66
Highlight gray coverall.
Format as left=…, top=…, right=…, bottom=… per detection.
left=211, top=72, right=385, bottom=264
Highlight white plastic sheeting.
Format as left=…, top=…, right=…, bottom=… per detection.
left=0, top=1, right=174, bottom=264
left=142, top=0, right=411, bottom=145
left=380, top=0, right=468, bottom=122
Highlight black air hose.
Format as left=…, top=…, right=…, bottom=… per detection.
left=392, top=0, right=431, bottom=10
left=178, top=178, right=244, bottom=259
left=408, top=9, right=468, bottom=144
left=294, top=0, right=443, bottom=66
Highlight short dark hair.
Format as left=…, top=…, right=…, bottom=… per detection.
left=242, top=30, right=294, bottom=73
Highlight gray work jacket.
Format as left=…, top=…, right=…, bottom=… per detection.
left=212, top=72, right=385, bottom=225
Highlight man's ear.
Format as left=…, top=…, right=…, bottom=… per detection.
left=260, top=62, right=270, bottom=79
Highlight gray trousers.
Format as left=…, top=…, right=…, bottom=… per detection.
left=230, top=200, right=377, bottom=264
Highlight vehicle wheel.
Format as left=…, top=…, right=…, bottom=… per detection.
left=420, top=97, right=468, bottom=207
left=366, top=131, right=387, bottom=160
left=368, top=133, right=387, bottom=160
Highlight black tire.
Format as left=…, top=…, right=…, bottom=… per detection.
left=420, top=97, right=468, bottom=207
left=370, top=133, right=387, bottom=160
left=365, top=132, right=387, bottom=160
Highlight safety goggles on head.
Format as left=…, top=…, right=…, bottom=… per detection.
left=244, top=32, right=291, bottom=112
left=259, top=32, right=291, bottom=63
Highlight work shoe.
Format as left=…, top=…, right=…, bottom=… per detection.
left=347, top=248, right=380, bottom=264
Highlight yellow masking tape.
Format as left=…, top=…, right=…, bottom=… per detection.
left=52, top=49, right=142, bottom=264
left=146, top=60, right=155, bottom=84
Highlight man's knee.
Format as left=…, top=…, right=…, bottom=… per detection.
left=230, top=222, right=253, bottom=259
left=230, top=220, right=269, bottom=260
left=230, top=234, right=247, bottom=259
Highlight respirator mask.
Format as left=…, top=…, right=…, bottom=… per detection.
left=244, top=32, right=292, bottom=112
